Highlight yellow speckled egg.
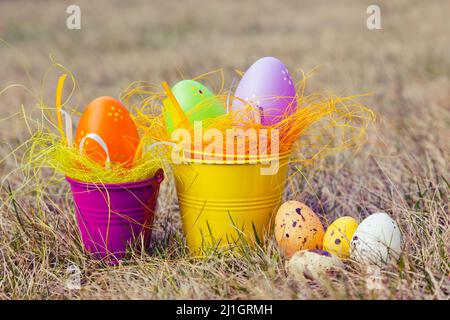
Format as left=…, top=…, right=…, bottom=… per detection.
left=286, top=249, right=344, bottom=283
left=323, top=216, right=359, bottom=259
left=275, top=201, right=324, bottom=258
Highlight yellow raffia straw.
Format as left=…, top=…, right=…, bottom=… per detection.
left=55, top=74, right=67, bottom=142
left=161, top=81, right=191, bottom=131
left=0, top=53, right=166, bottom=184
left=127, top=69, right=375, bottom=162
left=20, top=63, right=166, bottom=183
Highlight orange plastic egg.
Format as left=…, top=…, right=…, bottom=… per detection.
left=75, top=96, right=140, bottom=167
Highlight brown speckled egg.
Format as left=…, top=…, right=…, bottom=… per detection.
left=286, top=249, right=344, bottom=283
left=274, top=201, right=325, bottom=257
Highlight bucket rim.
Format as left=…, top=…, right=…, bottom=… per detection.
left=176, top=151, right=291, bottom=165
left=66, top=168, right=164, bottom=189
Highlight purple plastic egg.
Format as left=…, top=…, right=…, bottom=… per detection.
left=232, top=57, right=297, bottom=125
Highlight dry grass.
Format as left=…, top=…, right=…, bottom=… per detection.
left=0, top=0, right=449, bottom=299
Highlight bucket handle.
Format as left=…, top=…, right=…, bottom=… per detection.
left=153, top=168, right=164, bottom=184
left=79, top=133, right=111, bottom=168
left=54, top=74, right=74, bottom=147
left=226, top=77, right=237, bottom=114
left=60, top=109, right=73, bottom=146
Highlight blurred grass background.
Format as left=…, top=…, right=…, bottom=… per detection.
left=0, top=0, right=448, bottom=299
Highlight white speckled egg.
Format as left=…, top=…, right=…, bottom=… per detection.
left=286, top=249, right=344, bottom=283
left=350, top=212, right=402, bottom=265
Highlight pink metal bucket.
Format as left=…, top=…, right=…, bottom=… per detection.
left=66, top=169, right=164, bottom=261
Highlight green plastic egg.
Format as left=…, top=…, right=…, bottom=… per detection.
left=164, top=80, right=225, bottom=133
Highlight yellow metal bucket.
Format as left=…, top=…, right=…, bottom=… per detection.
left=172, top=152, right=290, bottom=254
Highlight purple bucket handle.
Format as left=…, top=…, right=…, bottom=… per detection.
left=153, top=168, right=164, bottom=184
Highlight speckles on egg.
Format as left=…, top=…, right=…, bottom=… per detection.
left=275, top=201, right=324, bottom=258
left=286, top=249, right=344, bottom=283
left=281, top=68, right=293, bottom=86
left=295, top=207, right=307, bottom=222
left=350, top=212, right=402, bottom=265
left=323, top=216, right=359, bottom=259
